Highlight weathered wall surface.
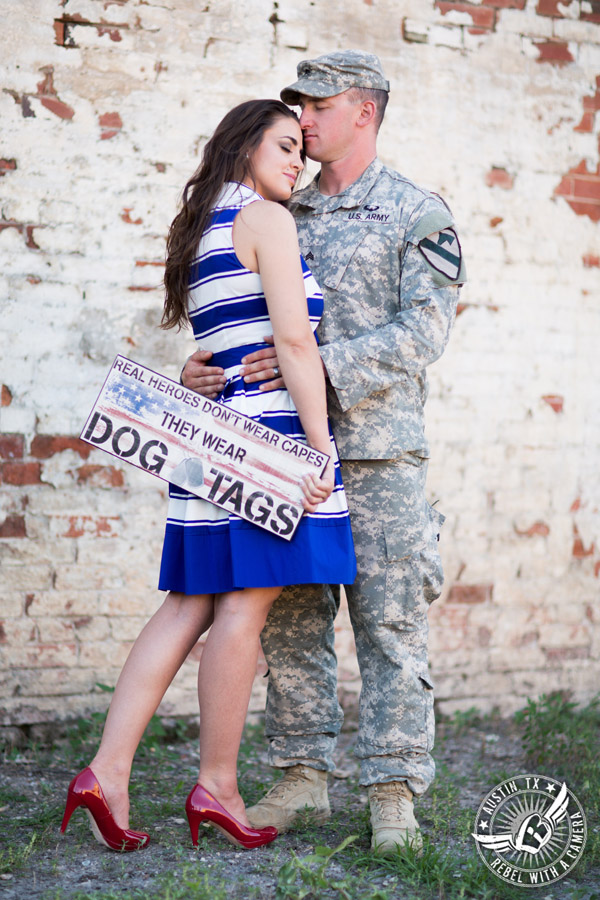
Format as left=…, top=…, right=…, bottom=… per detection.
left=1, top=0, right=599, bottom=730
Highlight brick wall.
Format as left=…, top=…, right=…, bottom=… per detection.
left=1, top=0, right=599, bottom=729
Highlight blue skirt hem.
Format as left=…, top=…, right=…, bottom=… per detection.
left=158, top=516, right=356, bottom=595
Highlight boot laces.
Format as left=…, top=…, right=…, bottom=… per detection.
left=371, top=784, right=412, bottom=823
left=263, top=767, right=308, bottom=800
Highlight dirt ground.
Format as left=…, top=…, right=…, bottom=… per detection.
left=0, top=714, right=597, bottom=900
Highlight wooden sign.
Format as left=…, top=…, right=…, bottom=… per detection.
left=80, top=356, right=329, bottom=541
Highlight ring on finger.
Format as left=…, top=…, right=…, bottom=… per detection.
left=273, top=366, right=280, bottom=377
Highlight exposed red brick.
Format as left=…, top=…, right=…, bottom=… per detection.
left=135, top=260, right=164, bottom=267
left=490, top=216, right=503, bottom=227
left=456, top=302, right=499, bottom=315
left=154, top=162, right=167, bottom=173
left=485, top=167, right=514, bottom=189
left=54, top=19, right=66, bottom=45
left=583, top=253, right=600, bottom=267
left=1, top=385, right=12, bottom=406
left=24, top=595, right=35, bottom=614
left=534, top=40, right=574, bottom=66
left=570, top=497, right=581, bottom=512
left=0, top=623, right=6, bottom=642
left=75, top=464, right=125, bottom=488
left=595, top=560, right=600, bottom=578
left=0, top=220, right=44, bottom=250
left=0, top=514, right=26, bottom=538
left=447, top=583, right=493, bottom=603
left=435, top=2, right=495, bottom=29
left=30, top=435, right=91, bottom=460
left=572, top=524, right=595, bottom=559
left=555, top=160, right=600, bottom=222
left=121, top=208, right=143, bottom=225
left=62, top=515, right=119, bottom=538
left=581, top=9, right=600, bottom=25
left=545, top=646, right=590, bottom=662
left=36, top=67, right=75, bottom=120
left=73, top=616, right=93, bottom=629
left=0, top=434, right=24, bottom=459
left=575, top=112, right=595, bottom=133
left=561, top=199, right=600, bottom=221
left=515, top=521, right=550, bottom=537
left=536, top=0, right=574, bottom=15
left=569, top=168, right=600, bottom=199
left=54, top=14, right=129, bottom=48
left=97, top=26, right=123, bottom=41
left=26, top=274, right=41, bottom=284
left=99, top=111, right=123, bottom=140
left=40, top=96, right=75, bottom=119
left=127, top=285, right=156, bottom=292
left=1, top=462, right=42, bottom=486
left=542, top=394, right=564, bottom=413
left=575, top=78, right=600, bottom=133
left=0, top=159, right=17, bottom=176
left=482, top=0, right=525, bottom=7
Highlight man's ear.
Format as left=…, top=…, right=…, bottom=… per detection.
left=355, top=99, right=377, bottom=129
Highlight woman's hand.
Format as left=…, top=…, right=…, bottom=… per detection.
left=301, top=460, right=335, bottom=513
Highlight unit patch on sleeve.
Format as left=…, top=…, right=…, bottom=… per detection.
left=418, top=228, right=462, bottom=281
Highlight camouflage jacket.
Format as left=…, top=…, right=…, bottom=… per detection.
left=288, top=158, right=465, bottom=460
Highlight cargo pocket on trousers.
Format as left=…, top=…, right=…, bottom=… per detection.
left=423, top=505, right=445, bottom=605
left=382, top=504, right=445, bottom=626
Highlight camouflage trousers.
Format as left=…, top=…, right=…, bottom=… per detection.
left=261, top=453, right=444, bottom=795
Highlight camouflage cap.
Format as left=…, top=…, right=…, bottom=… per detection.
left=280, top=50, right=389, bottom=105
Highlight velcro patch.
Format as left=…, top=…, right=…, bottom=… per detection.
left=418, top=228, right=462, bottom=281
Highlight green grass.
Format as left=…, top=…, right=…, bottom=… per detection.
left=515, top=691, right=600, bottom=870
left=1, top=691, right=599, bottom=899
left=0, top=832, right=38, bottom=876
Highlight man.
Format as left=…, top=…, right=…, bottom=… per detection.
left=182, top=50, right=465, bottom=854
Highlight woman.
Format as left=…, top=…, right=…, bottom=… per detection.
left=61, top=100, right=356, bottom=853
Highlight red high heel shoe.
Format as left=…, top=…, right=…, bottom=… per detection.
left=185, top=783, right=277, bottom=850
left=60, top=767, right=149, bottom=852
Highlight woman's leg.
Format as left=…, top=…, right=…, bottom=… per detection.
left=90, top=591, right=214, bottom=828
left=197, top=586, right=281, bottom=826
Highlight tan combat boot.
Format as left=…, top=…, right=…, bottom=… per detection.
left=246, top=765, right=330, bottom=833
left=368, top=781, right=423, bottom=855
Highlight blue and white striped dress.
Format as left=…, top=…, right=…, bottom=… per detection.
left=158, top=182, right=356, bottom=594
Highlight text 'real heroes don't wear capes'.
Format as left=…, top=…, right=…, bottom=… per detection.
left=158, top=182, right=356, bottom=595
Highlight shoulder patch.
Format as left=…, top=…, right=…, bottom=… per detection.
left=418, top=228, right=462, bottom=282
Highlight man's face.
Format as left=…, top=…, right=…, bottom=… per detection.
left=298, top=92, right=359, bottom=163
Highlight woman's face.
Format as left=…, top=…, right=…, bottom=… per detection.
left=245, top=117, right=304, bottom=201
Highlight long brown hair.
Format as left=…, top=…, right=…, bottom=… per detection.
left=162, top=99, right=302, bottom=331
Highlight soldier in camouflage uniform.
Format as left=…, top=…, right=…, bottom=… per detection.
left=182, top=50, right=465, bottom=854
